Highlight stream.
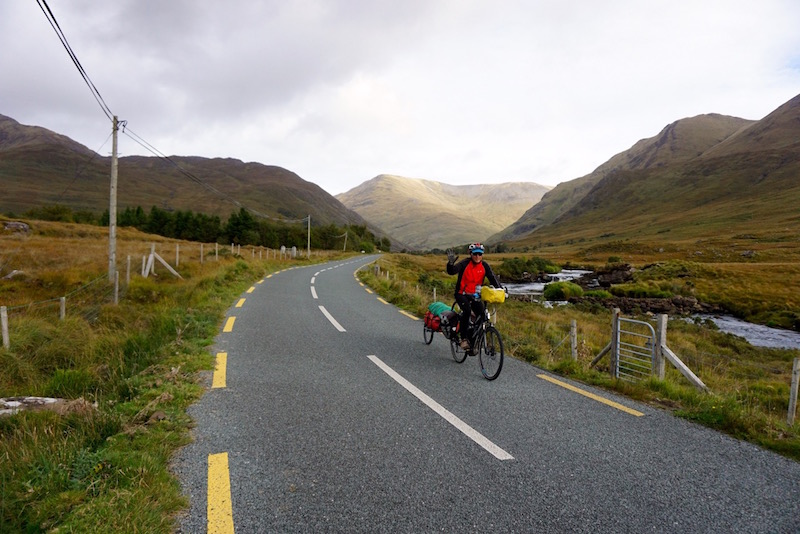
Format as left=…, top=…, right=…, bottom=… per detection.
left=505, top=270, right=800, bottom=350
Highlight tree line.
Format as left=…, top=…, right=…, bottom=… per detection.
left=18, top=204, right=391, bottom=252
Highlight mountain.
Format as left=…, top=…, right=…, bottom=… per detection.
left=336, top=175, right=550, bottom=250
left=490, top=113, right=756, bottom=243
left=0, top=114, right=379, bottom=234
left=491, top=93, right=800, bottom=248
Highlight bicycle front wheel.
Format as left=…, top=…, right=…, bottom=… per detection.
left=479, top=326, right=504, bottom=380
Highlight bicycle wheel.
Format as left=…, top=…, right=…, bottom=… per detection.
left=423, top=321, right=434, bottom=344
left=450, top=335, right=467, bottom=363
left=479, top=326, right=504, bottom=380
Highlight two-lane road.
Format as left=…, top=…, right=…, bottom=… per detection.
left=174, top=255, right=800, bottom=532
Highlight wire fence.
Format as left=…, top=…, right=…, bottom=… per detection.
left=0, top=240, right=326, bottom=350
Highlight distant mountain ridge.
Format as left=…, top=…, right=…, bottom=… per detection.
left=0, top=113, right=385, bottom=238
left=336, top=175, right=550, bottom=250
left=491, top=92, right=800, bottom=248
left=490, top=113, right=756, bottom=243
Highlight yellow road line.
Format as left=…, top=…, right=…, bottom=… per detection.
left=235, top=298, right=245, bottom=308
left=365, top=288, right=373, bottom=294
left=223, top=317, right=236, bottom=333
left=256, top=279, right=264, bottom=284
left=537, top=374, right=644, bottom=417
left=212, top=352, right=227, bottom=388
left=207, top=452, right=235, bottom=533
left=399, top=310, right=419, bottom=320
left=267, top=274, right=273, bottom=278
left=246, top=286, right=255, bottom=294
left=377, top=297, right=389, bottom=305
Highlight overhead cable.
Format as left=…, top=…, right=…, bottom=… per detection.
left=36, top=0, right=114, bottom=121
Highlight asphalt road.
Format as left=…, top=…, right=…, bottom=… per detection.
left=173, top=255, right=800, bottom=533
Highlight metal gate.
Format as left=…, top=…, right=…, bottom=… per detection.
left=616, top=317, right=656, bottom=383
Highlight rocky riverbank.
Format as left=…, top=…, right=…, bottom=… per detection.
left=505, top=263, right=722, bottom=317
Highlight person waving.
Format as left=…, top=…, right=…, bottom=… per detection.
left=446, top=243, right=501, bottom=351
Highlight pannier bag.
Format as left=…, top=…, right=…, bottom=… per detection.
left=480, top=286, right=506, bottom=303
left=439, top=310, right=458, bottom=329
left=424, top=311, right=441, bottom=331
left=427, top=301, right=452, bottom=316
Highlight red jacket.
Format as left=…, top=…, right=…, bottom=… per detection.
left=446, top=258, right=500, bottom=296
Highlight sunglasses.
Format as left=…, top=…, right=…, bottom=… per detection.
left=472, top=252, right=483, bottom=256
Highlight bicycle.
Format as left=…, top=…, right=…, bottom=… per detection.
left=422, top=289, right=505, bottom=380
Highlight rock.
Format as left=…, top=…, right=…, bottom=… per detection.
left=0, top=396, right=97, bottom=417
left=568, top=295, right=721, bottom=316
left=574, top=264, right=634, bottom=289
left=147, top=411, right=168, bottom=424
left=3, top=221, right=30, bottom=233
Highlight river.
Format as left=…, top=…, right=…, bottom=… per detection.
left=505, top=270, right=800, bottom=350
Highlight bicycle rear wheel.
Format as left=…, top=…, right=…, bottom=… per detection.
left=450, top=336, right=467, bottom=363
left=423, top=322, right=434, bottom=344
left=479, top=326, right=504, bottom=380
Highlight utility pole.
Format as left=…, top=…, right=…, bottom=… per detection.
left=343, top=231, right=347, bottom=252
left=307, top=215, right=311, bottom=258
left=108, top=116, right=119, bottom=282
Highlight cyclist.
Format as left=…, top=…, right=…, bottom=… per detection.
left=446, top=243, right=502, bottom=351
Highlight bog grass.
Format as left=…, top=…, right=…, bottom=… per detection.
left=358, top=252, right=800, bottom=461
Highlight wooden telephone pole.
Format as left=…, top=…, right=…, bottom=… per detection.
left=108, top=116, right=119, bottom=282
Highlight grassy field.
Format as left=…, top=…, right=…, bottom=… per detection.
left=1, top=217, right=799, bottom=532
left=0, top=218, right=349, bottom=533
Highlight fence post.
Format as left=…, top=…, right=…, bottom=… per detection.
left=655, top=314, right=667, bottom=379
left=114, top=271, right=120, bottom=305
left=1, top=306, right=9, bottom=349
left=60, top=297, right=66, bottom=320
left=216, top=243, right=219, bottom=261
left=176, top=244, right=180, bottom=267
left=126, top=255, right=131, bottom=285
left=433, top=287, right=437, bottom=302
left=570, top=319, right=577, bottom=361
left=610, top=308, right=620, bottom=378
left=789, top=358, right=800, bottom=425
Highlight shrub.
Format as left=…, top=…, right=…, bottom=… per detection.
left=496, top=256, right=560, bottom=280
left=543, top=281, right=584, bottom=300
left=584, top=289, right=613, bottom=299
left=610, top=283, right=673, bottom=298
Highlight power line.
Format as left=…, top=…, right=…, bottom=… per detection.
left=34, top=1, right=307, bottom=227
left=54, top=132, right=113, bottom=204
left=36, top=0, right=114, bottom=122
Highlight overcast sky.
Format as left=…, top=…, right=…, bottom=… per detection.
left=2, top=1, right=799, bottom=196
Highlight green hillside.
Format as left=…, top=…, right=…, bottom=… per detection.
left=337, top=174, right=550, bottom=250
left=492, top=94, right=799, bottom=249
left=0, top=114, right=371, bottom=229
